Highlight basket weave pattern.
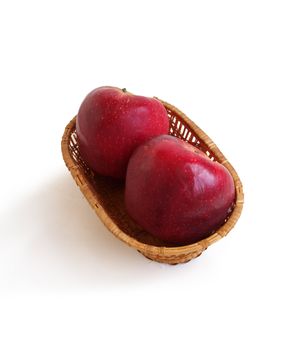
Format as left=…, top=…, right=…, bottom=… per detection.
left=61, top=99, right=244, bottom=264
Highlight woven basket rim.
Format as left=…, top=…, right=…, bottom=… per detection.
left=61, top=99, right=244, bottom=257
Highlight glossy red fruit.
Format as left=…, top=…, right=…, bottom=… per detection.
left=76, top=87, right=169, bottom=178
left=125, top=135, right=235, bottom=245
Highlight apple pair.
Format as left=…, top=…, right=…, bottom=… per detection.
left=76, top=87, right=235, bottom=245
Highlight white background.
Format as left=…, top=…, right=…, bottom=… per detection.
left=0, top=0, right=301, bottom=349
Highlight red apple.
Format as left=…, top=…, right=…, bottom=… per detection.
left=76, top=87, right=169, bottom=178
left=125, top=135, right=235, bottom=245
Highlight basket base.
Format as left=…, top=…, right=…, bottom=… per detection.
left=138, top=249, right=204, bottom=265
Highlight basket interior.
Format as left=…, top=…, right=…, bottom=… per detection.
left=68, top=106, right=223, bottom=247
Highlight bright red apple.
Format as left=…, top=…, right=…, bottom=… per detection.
left=76, top=87, right=169, bottom=178
left=125, top=135, right=236, bottom=245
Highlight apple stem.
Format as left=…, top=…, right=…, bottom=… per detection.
left=122, top=88, right=127, bottom=93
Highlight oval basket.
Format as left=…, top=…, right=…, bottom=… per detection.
left=61, top=99, right=244, bottom=264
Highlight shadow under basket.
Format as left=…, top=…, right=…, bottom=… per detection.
left=61, top=99, right=244, bottom=264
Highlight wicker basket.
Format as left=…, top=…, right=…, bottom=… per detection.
left=61, top=99, right=244, bottom=264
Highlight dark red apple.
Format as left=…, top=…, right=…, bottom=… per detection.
left=76, top=87, right=169, bottom=178
left=125, top=135, right=235, bottom=245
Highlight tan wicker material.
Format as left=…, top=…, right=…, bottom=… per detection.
left=61, top=99, right=244, bottom=264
